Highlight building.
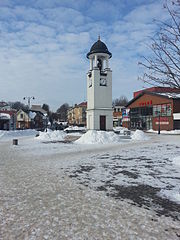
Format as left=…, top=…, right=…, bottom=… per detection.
left=16, top=109, right=31, bottom=129
left=113, top=105, right=125, bottom=127
left=67, top=102, right=87, bottom=126
left=0, top=110, right=16, bottom=130
left=125, top=87, right=180, bottom=131
left=86, top=36, right=113, bottom=130
left=0, top=101, right=11, bottom=111
left=30, top=105, right=48, bottom=130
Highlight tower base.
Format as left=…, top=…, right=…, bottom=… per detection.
left=87, top=109, right=113, bottom=131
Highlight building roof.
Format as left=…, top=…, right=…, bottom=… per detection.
left=87, top=37, right=112, bottom=58
left=77, top=101, right=87, bottom=107
left=126, top=91, right=180, bottom=107
left=0, top=110, right=16, bottom=116
left=30, top=105, right=47, bottom=115
left=0, top=101, right=9, bottom=108
left=134, top=87, right=180, bottom=98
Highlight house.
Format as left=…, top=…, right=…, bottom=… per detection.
left=30, top=105, right=48, bottom=130
left=67, top=102, right=87, bottom=126
left=0, top=110, right=17, bottom=130
left=16, top=109, right=31, bottom=129
left=124, top=87, right=180, bottom=131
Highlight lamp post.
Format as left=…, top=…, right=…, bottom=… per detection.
left=23, top=96, right=35, bottom=109
left=23, top=96, right=35, bottom=129
left=158, top=112, right=161, bottom=134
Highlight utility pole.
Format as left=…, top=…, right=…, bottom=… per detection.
left=158, top=113, right=161, bottom=134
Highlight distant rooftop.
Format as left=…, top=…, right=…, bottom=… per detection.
left=30, top=105, right=47, bottom=114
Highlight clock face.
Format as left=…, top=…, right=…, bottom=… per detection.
left=100, top=78, right=107, bottom=86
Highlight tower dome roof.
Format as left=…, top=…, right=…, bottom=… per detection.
left=87, top=36, right=112, bottom=58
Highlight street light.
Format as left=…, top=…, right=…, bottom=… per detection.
left=23, top=96, right=35, bottom=109
left=158, top=112, right=161, bottom=134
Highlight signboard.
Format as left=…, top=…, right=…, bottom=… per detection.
left=155, top=117, right=169, bottom=125
left=139, top=100, right=152, bottom=107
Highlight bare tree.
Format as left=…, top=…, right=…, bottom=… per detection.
left=138, top=1, right=180, bottom=89
left=56, top=103, right=69, bottom=121
left=9, top=101, right=28, bottom=111
left=42, top=103, right=50, bottom=116
left=113, top=96, right=128, bottom=107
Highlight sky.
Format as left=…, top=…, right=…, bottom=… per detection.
left=0, top=0, right=170, bottom=110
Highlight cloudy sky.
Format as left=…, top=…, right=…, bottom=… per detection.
left=0, top=0, right=169, bottom=110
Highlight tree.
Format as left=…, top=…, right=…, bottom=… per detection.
left=138, top=1, right=180, bottom=89
left=112, top=96, right=128, bottom=107
left=56, top=103, right=69, bottom=121
left=42, top=103, right=50, bottom=115
left=9, top=101, right=28, bottom=111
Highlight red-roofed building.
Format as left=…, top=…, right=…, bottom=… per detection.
left=124, top=87, right=180, bottom=131
left=0, top=110, right=17, bottom=130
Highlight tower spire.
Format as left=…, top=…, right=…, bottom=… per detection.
left=98, top=35, right=100, bottom=41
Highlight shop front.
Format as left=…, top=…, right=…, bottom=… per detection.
left=126, top=91, right=179, bottom=131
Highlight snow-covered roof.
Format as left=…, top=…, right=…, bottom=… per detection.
left=155, top=92, right=180, bottom=98
left=30, top=105, right=47, bottom=114
left=0, top=113, right=11, bottom=119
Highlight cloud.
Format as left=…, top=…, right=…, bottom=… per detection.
left=0, top=0, right=169, bottom=109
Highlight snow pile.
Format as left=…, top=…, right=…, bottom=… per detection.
left=37, top=129, right=66, bottom=142
left=75, top=130, right=120, bottom=144
left=131, top=130, right=149, bottom=141
left=147, top=129, right=180, bottom=135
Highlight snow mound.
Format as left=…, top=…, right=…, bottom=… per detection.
left=75, top=130, right=120, bottom=144
left=37, top=130, right=66, bottom=141
left=131, top=130, right=149, bottom=141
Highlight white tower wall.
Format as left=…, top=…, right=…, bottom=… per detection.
left=86, top=52, right=113, bottom=131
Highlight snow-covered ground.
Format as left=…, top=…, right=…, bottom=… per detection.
left=0, top=130, right=180, bottom=239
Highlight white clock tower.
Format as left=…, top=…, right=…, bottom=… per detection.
left=86, top=36, right=113, bottom=131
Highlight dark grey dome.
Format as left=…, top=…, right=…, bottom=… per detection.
left=87, top=37, right=112, bottom=58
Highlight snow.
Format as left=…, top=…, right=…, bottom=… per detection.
left=29, top=111, right=36, bottom=119
left=64, top=126, right=86, bottom=132
left=0, top=132, right=180, bottom=239
left=0, top=129, right=37, bottom=141
left=75, top=130, right=121, bottom=144
left=131, top=130, right=150, bottom=140
left=147, top=129, right=180, bottom=135
left=0, top=113, right=10, bottom=119
left=159, top=189, right=180, bottom=204
left=36, top=129, right=66, bottom=142
left=172, top=155, right=180, bottom=167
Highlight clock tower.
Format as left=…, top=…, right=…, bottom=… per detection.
left=86, top=36, right=113, bottom=131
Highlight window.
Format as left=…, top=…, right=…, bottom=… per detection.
left=167, top=104, right=171, bottom=116
left=153, top=104, right=172, bottom=117
left=20, top=113, right=24, bottom=119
